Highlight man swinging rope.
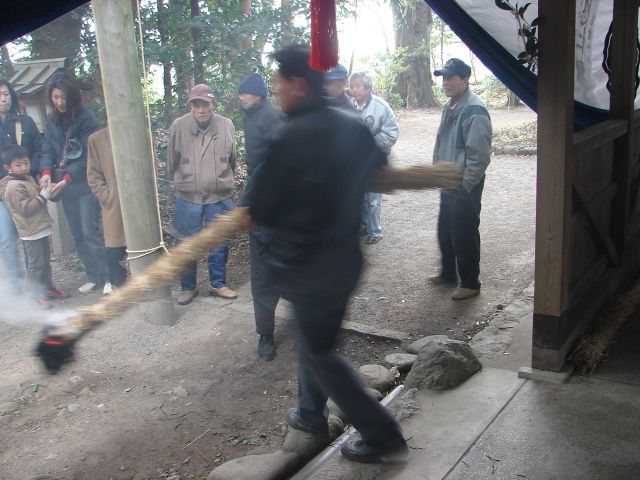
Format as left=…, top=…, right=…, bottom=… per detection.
left=34, top=46, right=463, bottom=464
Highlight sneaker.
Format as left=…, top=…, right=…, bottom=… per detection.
left=78, top=282, right=98, bottom=294
left=103, top=283, right=113, bottom=295
left=257, top=335, right=276, bottom=361
left=365, top=235, right=383, bottom=245
left=286, top=408, right=330, bottom=443
left=209, top=286, right=238, bottom=299
left=46, top=288, right=70, bottom=300
left=451, top=287, right=481, bottom=300
left=341, top=436, right=409, bottom=464
left=177, top=290, right=199, bottom=305
left=428, top=274, right=457, bottom=286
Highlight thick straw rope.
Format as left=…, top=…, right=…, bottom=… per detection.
left=62, top=164, right=463, bottom=334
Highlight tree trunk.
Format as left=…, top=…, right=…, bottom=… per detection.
left=157, top=0, right=174, bottom=121
left=169, top=0, right=193, bottom=109
left=391, top=0, right=439, bottom=108
left=190, top=0, right=205, bottom=85
left=31, top=7, right=84, bottom=64
left=240, top=0, right=252, bottom=51
left=279, top=0, right=295, bottom=46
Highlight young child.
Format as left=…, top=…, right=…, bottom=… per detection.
left=2, top=145, right=67, bottom=308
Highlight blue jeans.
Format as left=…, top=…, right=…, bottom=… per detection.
left=173, top=197, right=233, bottom=291
left=0, top=201, right=21, bottom=289
left=361, top=192, right=382, bottom=237
left=62, top=193, right=109, bottom=284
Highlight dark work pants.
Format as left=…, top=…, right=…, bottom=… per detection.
left=23, top=236, right=53, bottom=297
left=437, top=177, right=484, bottom=289
left=249, top=228, right=280, bottom=336
left=106, top=246, right=127, bottom=286
left=293, top=292, right=405, bottom=449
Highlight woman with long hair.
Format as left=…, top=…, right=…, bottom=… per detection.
left=0, top=78, right=47, bottom=295
left=40, top=71, right=109, bottom=294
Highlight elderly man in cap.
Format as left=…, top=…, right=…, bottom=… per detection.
left=349, top=71, right=399, bottom=244
left=168, top=83, right=238, bottom=305
left=324, top=64, right=356, bottom=112
left=238, top=73, right=283, bottom=360
left=430, top=58, right=492, bottom=301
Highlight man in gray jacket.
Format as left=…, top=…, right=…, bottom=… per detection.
left=349, top=72, right=399, bottom=244
left=168, top=84, right=238, bottom=305
left=431, top=58, right=492, bottom=301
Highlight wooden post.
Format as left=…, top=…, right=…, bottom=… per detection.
left=92, top=0, right=176, bottom=325
left=532, top=0, right=576, bottom=370
left=609, top=0, right=639, bottom=254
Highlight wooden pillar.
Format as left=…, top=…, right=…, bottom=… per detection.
left=92, top=0, right=176, bottom=325
left=610, top=0, right=639, bottom=253
left=532, top=0, right=576, bottom=370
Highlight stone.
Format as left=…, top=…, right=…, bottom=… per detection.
left=281, top=427, right=331, bottom=458
left=207, top=450, right=301, bottom=480
left=358, top=364, right=396, bottom=392
left=388, top=388, right=420, bottom=422
left=406, top=335, right=449, bottom=354
left=326, top=398, right=344, bottom=421
left=405, top=339, right=482, bottom=390
left=367, top=388, right=383, bottom=401
left=384, top=353, right=418, bottom=372
left=328, top=414, right=344, bottom=438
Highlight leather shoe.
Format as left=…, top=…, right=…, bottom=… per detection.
left=177, top=290, right=198, bottom=305
left=209, top=286, right=238, bottom=299
left=286, top=408, right=330, bottom=442
left=428, top=274, right=456, bottom=285
left=257, top=335, right=276, bottom=361
left=451, top=287, right=480, bottom=300
left=341, top=436, right=409, bottom=464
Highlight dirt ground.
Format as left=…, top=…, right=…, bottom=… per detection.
left=0, top=106, right=536, bottom=480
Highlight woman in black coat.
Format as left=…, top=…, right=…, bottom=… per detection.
left=40, top=72, right=109, bottom=294
left=0, top=78, right=44, bottom=293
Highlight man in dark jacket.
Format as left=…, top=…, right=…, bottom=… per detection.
left=238, top=73, right=283, bottom=361
left=323, top=64, right=356, bottom=112
left=245, top=45, right=408, bottom=464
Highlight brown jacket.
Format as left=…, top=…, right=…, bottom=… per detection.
left=3, top=174, right=53, bottom=238
left=87, top=127, right=126, bottom=247
left=167, top=112, right=237, bottom=205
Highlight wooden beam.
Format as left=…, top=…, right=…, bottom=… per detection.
left=610, top=0, right=639, bottom=252
left=93, top=0, right=176, bottom=325
left=573, top=120, right=628, bottom=158
left=534, top=0, right=575, bottom=317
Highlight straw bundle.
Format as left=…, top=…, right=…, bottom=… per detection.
left=55, top=163, right=462, bottom=335
left=368, top=164, right=463, bottom=193
left=571, top=275, right=640, bottom=373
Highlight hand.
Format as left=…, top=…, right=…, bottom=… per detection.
left=50, top=180, right=67, bottom=198
left=236, top=207, right=257, bottom=230
left=40, top=185, right=53, bottom=200
left=39, top=174, right=51, bottom=189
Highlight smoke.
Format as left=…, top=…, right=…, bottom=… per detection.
left=0, top=277, right=77, bottom=328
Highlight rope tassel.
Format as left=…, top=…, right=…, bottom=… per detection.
left=309, top=0, right=339, bottom=70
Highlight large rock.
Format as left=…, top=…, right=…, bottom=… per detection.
left=405, top=339, right=482, bottom=390
left=384, top=353, right=417, bottom=372
left=358, top=364, right=395, bottom=392
left=406, top=335, right=449, bottom=354
left=207, top=450, right=302, bottom=480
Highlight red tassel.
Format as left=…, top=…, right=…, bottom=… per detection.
left=309, top=0, right=339, bottom=71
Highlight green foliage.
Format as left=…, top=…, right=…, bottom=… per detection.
left=476, top=75, right=509, bottom=108
left=494, top=0, right=538, bottom=72
left=358, top=47, right=411, bottom=106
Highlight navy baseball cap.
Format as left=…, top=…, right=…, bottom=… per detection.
left=434, top=58, right=472, bottom=78
left=325, top=64, right=348, bottom=81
